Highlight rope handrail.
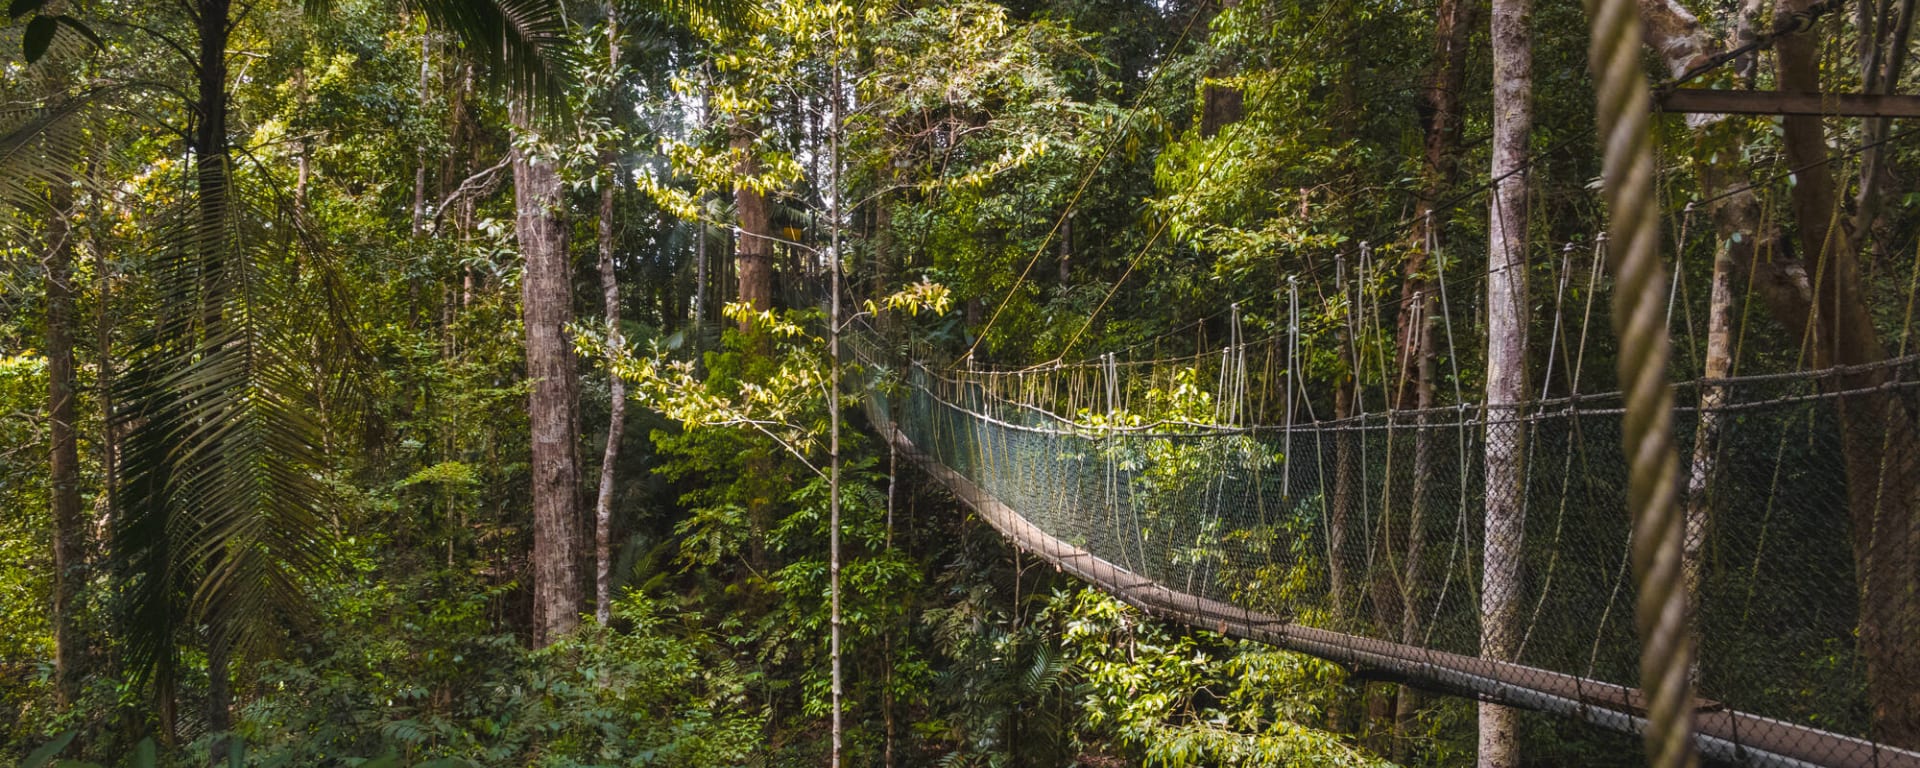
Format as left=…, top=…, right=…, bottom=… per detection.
left=869, top=399, right=1920, bottom=768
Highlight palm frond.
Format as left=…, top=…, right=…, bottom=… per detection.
left=404, top=0, right=576, bottom=116
left=114, top=155, right=340, bottom=694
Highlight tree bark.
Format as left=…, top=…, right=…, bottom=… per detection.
left=1199, top=0, right=1244, bottom=137
left=512, top=106, right=583, bottom=648
left=1481, top=0, right=1531, bottom=759
left=189, top=0, right=231, bottom=745
left=206, top=630, right=231, bottom=766
left=592, top=5, right=624, bottom=627
left=1634, top=0, right=1760, bottom=680
left=1773, top=0, right=1920, bottom=745
left=733, top=123, right=773, bottom=324
left=1683, top=232, right=1732, bottom=645
left=46, top=179, right=85, bottom=710
left=1393, top=0, right=1473, bottom=749
left=730, top=120, right=774, bottom=572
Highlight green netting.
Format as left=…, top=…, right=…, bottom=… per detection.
left=849, top=327, right=1920, bottom=767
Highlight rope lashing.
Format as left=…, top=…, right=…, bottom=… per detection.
left=1586, top=0, right=1699, bottom=764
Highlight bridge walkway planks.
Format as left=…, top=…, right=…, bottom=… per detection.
left=877, top=422, right=1920, bottom=768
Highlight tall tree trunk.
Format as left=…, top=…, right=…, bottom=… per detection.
left=731, top=120, right=773, bottom=572
left=191, top=0, right=231, bottom=746
left=512, top=106, right=583, bottom=648
left=1330, top=281, right=1356, bottom=624
left=592, top=8, right=624, bottom=627
left=206, top=631, right=231, bottom=766
left=1056, top=212, right=1070, bottom=284
left=1199, top=0, right=1243, bottom=137
left=733, top=124, right=773, bottom=323
left=46, top=179, right=85, bottom=709
left=1481, top=0, right=1531, bottom=759
left=1683, top=234, right=1732, bottom=645
left=1394, top=0, right=1473, bottom=750
left=1774, top=0, right=1920, bottom=744
left=1853, top=0, right=1913, bottom=245
left=412, top=32, right=431, bottom=238
left=593, top=166, right=623, bottom=626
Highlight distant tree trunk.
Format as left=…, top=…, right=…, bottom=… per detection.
left=1852, top=0, right=1914, bottom=246
left=1774, top=0, right=1920, bottom=745
left=1199, top=0, right=1243, bottom=137
left=592, top=8, right=624, bottom=627
left=731, top=120, right=773, bottom=572
left=733, top=124, right=773, bottom=324
left=1394, top=0, right=1472, bottom=751
left=206, top=631, right=231, bottom=766
left=1056, top=213, right=1071, bottom=284
left=1683, top=233, right=1732, bottom=636
left=513, top=106, right=583, bottom=648
left=193, top=0, right=232, bottom=746
left=412, top=32, right=431, bottom=238
left=1330, top=283, right=1356, bottom=624
left=874, top=184, right=894, bottom=296
left=293, top=66, right=309, bottom=213
left=593, top=157, right=624, bottom=626
left=1481, top=0, right=1531, bottom=758
left=46, top=179, right=85, bottom=710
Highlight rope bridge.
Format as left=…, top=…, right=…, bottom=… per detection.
left=847, top=327, right=1920, bottom=768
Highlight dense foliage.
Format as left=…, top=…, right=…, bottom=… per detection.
left=6, top=0, right=1920, bottom=763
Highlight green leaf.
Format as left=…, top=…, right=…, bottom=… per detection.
left=22, top=731, right=75, bottom=768
left=130, top=738, right=157, bottom=768
left=22, top=14, right=56, bottom=63
left=355, top=754, right=402, bottom=768
left=6, top=0, right=44, bottom=19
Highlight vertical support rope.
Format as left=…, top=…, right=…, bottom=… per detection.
left=1584, top=0, right=1698, bottom=765
left=827, top=22, right=846, bottom=767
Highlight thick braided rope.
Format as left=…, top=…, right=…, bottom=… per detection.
left=1585, top=0, right=1699, bottom=766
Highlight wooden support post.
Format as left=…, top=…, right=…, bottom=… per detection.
left=1656, top=88, right=1920, bottom=116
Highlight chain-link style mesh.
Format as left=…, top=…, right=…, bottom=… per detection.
left=850, top=328, right=1920, bottom=767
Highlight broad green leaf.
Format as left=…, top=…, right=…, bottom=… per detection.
left=22, top=14, right=56, bottom=62
left=22, top=731, right=75, bottom=768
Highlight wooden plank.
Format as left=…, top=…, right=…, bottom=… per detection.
left=1656, top=88, right=1920, bottom=117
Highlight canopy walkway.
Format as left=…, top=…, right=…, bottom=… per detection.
left=848, top=329, right=1920, bottom=768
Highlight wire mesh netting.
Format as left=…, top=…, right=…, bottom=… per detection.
left=849, top=326, right=1920, bottom=767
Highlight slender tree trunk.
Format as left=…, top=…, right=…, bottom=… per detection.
left=190, top=0, right=231, bottom=747
left=1683, top=235, right=1732, bottom=642
left=1774, top=1, right=1920, bottom=744
left=512, top=105, right=583, bottom=648
left=593, top=163, right=624, bottom=626
left=412, top=33, right=431, bottom=238
left=1056, top=213, right=1071, bottom=284
left=1393, top=1, right=1472, bottom=748
left=206, top=631, right=231, bottom=766
left=1330, top=305, right=1355, bottom=624
left=1853, top=0, right=1914, bottom=244
left=592, top=7, right=624, bottom=627
left=293, top=65, right=309, bottom=214
left=1481, top=0, right=1531, bottom=759
left=874, top=183, right=894, bottom=296
left=46, top=179, right=85, bottom=709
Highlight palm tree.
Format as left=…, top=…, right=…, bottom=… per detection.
left=7, top=0, right=574, bottom=751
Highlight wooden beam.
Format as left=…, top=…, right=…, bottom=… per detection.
left=1656, top=88, right=1920, bottom=117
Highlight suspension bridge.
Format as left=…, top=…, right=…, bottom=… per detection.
left=846, top=319, right=1920, bottom=768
